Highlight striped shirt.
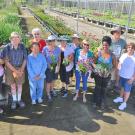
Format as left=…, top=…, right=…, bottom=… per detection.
left=1, top=43, right=27, bottom=67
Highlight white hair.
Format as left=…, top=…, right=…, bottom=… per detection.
left=32, top=28, right=41, bottom=34
left=10, top=32, right=21, bottom=40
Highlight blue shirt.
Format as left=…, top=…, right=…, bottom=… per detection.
left=97, top=51, right=113, bottom=68
left=42, top=46, right=61, bottom=67
left=1, top=43, right=27, bottom=67
left=27, top=53, right=47, bottom=80
left=110, top=38, right=126, bottom=58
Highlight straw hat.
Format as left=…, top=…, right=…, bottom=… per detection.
left=110, top=26, right=124, bottom=35
left=72, top=34, right=80, bottom=39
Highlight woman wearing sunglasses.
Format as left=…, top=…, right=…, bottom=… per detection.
left=73, top=39, right=93, bottom=103
left=31, top=28, right=46, bottom=52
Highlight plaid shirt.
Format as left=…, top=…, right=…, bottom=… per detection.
left=1, top=43, right=27, bottom=67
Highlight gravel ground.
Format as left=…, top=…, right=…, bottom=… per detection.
left=47, top=10, right=135, bottom=43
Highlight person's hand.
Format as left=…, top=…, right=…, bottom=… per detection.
left=34, top=75, right=40, bottom=80
left=13, top=70, right=20, bottom=78
left=17, top=68, right=24, bottom=77
left=68, top=55, right=73, bottom=62
left=128, top=78, right=134, bottom=84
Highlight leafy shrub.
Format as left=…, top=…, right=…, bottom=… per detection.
left=31, top=8, right=74, bottom=36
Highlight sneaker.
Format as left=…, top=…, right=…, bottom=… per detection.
left=62, top=90, right=68, bottom=98
left=18, top=101, right=25, bottom=108
left=38, top=98, right=43, bottom=104
left=73, top=94, right=78, bottom=101
left=48, top=95, right=52, bottom=102
left=11, top=101, right=17, bottom=110
left=32, top=100, right=36, bottom=105
left=50, top=90, right=57, bottom=97
left=0, top=108, right=3, bottom=114
left=60, top=87, right=65, bottom=96
left=83, top=96, right=87, bottom=103
left=118, top=102, right=127, bottom=111
left=113, top=97, right=123, bottom=103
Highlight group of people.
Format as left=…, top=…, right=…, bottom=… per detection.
left=0, top=26, right=135, bottom=114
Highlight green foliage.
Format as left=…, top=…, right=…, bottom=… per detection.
left=31, top=8, right=74, bottom=36
left=0, top=5, right=27, bottom=45
left=3, top=14, right=20, bottom=25
left=0, top=21, right=22, bottom=44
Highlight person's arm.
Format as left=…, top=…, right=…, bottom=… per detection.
left=0, top=59, right=4, bottom=65
left=20, top=47, right=27, bottom=72
left=128, top=72, right=135, bottom=84
left=39, top=55, right=47, bottom=78
left=128, top=65, right=135, bottom=84
left=27, top=56, right=36, bottom=80
left=112, top=54, right=117, bottom=69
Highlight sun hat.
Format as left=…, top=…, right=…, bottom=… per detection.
left=72, top=34, right=80, bottom=39
left=110, top=26, right=124, bottom=35
left=46, top=35, right=56, bottom=41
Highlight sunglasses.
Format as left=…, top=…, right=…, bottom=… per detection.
left=83, top=43, right=89, bottom=46
left=48, top=40, right=55, bottom=42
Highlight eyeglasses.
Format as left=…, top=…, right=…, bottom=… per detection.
left=34, top=33, right=40, bottom=35
left=12, top=36, right=20, bottom=39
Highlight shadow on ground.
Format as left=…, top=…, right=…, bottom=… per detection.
left=2, top=74, right=135, bottom=134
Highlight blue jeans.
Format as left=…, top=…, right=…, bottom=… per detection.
left=29, top=78, right=45, bottom=101
left=75, top=70, right=89, bottom=92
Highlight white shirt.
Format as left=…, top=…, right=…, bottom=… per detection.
left=59, top=44, right=74, bottom=72
left=119, top=53, right=135, bottom=79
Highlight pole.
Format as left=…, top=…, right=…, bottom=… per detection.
left=125, top=0, right=134, bottom=40
left=76, top=0, right=80, bottom=33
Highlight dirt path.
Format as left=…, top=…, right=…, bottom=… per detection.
left=20, top=7, right=50, bottom=38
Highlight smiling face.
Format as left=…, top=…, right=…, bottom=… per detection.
left=113, top=31, right=121, bottom=40
left=102, top=41, right=109, bottom=51
left=47, top=40, right=56, bottom=48
left=33, top=32, right=41, bottom=41
left=61, top=40, right=67, bottom=47
left=31, top=44, right=39, bottom=55
left=126, top=44, right=135, bottom=55
left=72, top=37, right=80, bottom=46
left=10, top=34, right=21, bottom=46
left=82, top=40, right=90, bottom=52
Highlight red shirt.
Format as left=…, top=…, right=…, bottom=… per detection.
left=31, top=39, right=46, bottom=52
left=38, top=39, right=46, bottom=52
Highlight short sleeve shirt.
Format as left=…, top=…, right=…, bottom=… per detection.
left=42, top=46, right=61, bottom=66
left=119, top=53, right=135, bottom=79
left=110, top=38, right=126, bottom=58
left=2, top=43, right=27, bottom=67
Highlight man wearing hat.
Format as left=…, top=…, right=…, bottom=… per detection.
left=110, top=26, right=127, bottom=90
